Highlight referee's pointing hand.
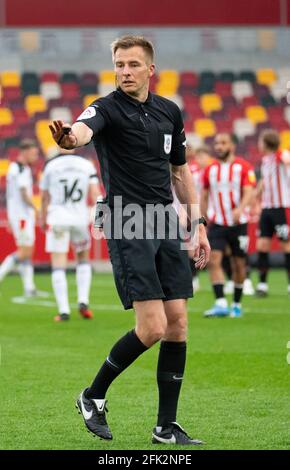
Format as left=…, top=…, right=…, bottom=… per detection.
left=49, top=120, right=78, bottom=149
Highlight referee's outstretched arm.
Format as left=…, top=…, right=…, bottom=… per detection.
left=49, top=120, right=93, bottom=150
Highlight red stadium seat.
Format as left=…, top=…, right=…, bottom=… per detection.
left=214, top=81, right=232, bottom=96
left=41, top=71, right=59, bottom=82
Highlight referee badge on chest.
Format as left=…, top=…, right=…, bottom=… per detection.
left=164, top=134, right=172, bottom=154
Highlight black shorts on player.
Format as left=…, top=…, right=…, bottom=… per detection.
left=106, top=206, right=193, bottom=309
left=208, top=223, right=248, bottom=257
left=259, top=208, right=289, bottom=241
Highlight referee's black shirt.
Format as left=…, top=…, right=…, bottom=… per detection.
left=77, top=87, right=186, bottom=207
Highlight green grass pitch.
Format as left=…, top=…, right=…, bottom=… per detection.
left=0, top=270, right=289, bottom=450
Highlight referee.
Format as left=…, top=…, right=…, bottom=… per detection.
left=49, top=35, right=210, bottom=445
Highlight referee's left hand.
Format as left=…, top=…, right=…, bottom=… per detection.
left=193, top=224, right=211, bottom=269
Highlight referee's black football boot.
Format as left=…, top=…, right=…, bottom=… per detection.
left=152, top=422, right=203, bottom=445
left=76, top=388, right=112, bottom=440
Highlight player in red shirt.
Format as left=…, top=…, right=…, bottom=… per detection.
left=201, top=133, right=256, bottom=317
left=256, top=129, right=290, bottom=296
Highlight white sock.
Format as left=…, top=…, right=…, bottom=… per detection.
left=19, top=261, right=36, bottom=293
left=0, top=252, right=18, bottom=281
left=76, top=263, right=92, bottom=305
left=216, top=298, right=228, bottom=308
left=52, top=269, right=70, bottom=314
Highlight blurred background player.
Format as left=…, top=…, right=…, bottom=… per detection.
left=188, top=144, right=214, bottom=291
left=0, top=139, right=39, bottom=296
left=40, top=148, right=101, bottom=321
left=255, top=129, right=290, bottom=296
left=201, top=133, right=256, bottom=318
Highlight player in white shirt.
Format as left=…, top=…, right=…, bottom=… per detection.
left=0, top=139, right=39, bottom=295
left=40, top=148, right=101, bottom=321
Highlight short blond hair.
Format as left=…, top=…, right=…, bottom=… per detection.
left=111, top=35, right=154, bottom=62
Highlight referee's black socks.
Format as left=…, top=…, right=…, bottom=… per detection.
left=157, top=340, right=186, bottom=427
left=86, top=329, right=148, bottom=399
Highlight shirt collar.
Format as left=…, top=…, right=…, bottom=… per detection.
left=116, top=87, right=153, bottom=106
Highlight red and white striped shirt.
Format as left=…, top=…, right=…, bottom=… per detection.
left=203, top=157, right=256, bottom=226
left=261, top=151, right=290, bottom=209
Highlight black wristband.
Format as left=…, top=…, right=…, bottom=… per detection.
left=193, top=216, right=207, bottom=227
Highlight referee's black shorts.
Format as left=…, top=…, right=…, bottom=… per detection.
left=105, top=206, right=193, bottom=310
left=259, top=207, right=289, bottom=241
left=207, top=223, right=249, bottom=257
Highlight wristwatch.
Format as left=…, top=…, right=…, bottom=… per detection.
left=191, top=216, right=207, bottom=227
left=197, top=216, right=207, bottom=226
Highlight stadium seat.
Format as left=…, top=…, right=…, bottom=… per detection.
left=61, top=82, right=80, bottom=100
left=194, top=118, right=216, bottom=138
left=222, top=96, right=238, bottom=108
left=99, top=70, right=115, bottom=84
left=232, top=81, right=254, bottom=102
left=260, top=95, right=276, bottom=108
left=13, top=109, right=29, bottom=125
left=215, top=120, right=233, bottom=133
left=253, top=84, right=271, bottom=98
left=227, top=107, right=244, bottom=120
left=25, top=95, right=47, bottom=116
left=179, top=71, right=198, bottom=89
left=1, top=86, right=21, bottom=101
left=0, top=71, right=21, bottom=87
left=81, top=72, right=98, bottom=83
left=159, top=70, right=179, bottom=85
left=217, top=71, right=236, bottom=82
left=22, top=72, right=40, bottom=95
left=276, top=67, right=290, bottom=82
left=233, top=118, right=255, bottom=140
left=50, top=107, right=72, bottom=122
left=237, top=71, right=256, bottom=83
left=245, top=105, right=268, bottom=124
left=256, top=122, right=271, bottom=134
left=284, top=106, right=290, bottom=125
left=157, top=70, right=179, bottom=96
left=0, top=108, right=13, bottom=125
left=35, top=120, right=58, bottom=154
left=18, top=122, right=36, bottom=139
left=41, top=71, right=59, bottom=82
left=269, top=81, right=287, bottom=101
left=99, top=83, right=115, bottom=97
left=214, top=81, right=232, bottom=96
left=6, top=147, right=19, bottom=160
left=83, top=94, right=99, bottom=109
left=280, top=130, right=290, bottom=149
left=61, top=72, right=79, bottom=83
left=40, top=82, right=61, bottom=101
left=256, top=69, right=277, bottom=86
left=0, top=159, right=10, bottom=177
left=200, top=93, right=222, bottom=115
left=80, top=83, right=98, bottom=96
left=242, top=96, right=259, bottom=107
left=7, top=97, right=25, bottom=110
left=211, top=109, right=228, bottom=121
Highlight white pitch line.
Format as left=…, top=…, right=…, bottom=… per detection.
left=10, top=297, right=122, bottom=311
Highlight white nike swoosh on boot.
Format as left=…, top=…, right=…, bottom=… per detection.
left=153, top=433, right=176, bottom=444
left=79, top=393, right=93, bottom=420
